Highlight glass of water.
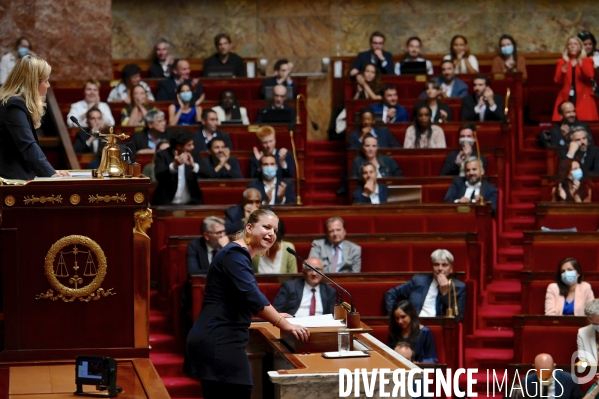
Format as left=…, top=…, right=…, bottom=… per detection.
left=338, top=328, right=351, bottom=353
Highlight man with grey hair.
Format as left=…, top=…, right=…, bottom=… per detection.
left=187, top=216, right=229, bottom=275
left=308, top=217, right=361, bottom=273
left=128, top=109, right=168, bottom=156
left=384, top=249, right=466, bottom=322
left=560, top=126, right=599, bottom=175
left=149, top=38, right=174, bottom=78
left=576, top=299, right=599, bottom=365
left=443, top=156, right=497, bottom=213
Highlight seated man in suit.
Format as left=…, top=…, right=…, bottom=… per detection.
left=348, top=107, right=401, bottom=150
left=353, top=163, right=388, bottom=204
left=73, top=107, right=106, bottom=154
left=522, top=353, right=582, bottom=399
left=434, top=60, right=468, bottom=99
left=255, top=85, right=297, bottom=124
left=272, top=258, right=337, bottom=316
left=260, top=59, right=295, bottom=99
left=577, top=299, right=599, bottom=365
left=152, top=130, right=212, bottom=205
left=440, top=124, right=488, bottom=176
left=461, top=74, right=505, bottom=122
left=559, top=126, right=599, bottom=175
left=193, top=109, right=233, bottom=153
left=128, top=109, right=168, bottom=156
left=349, top=31, right=394, bottom=76
left=186, top=216, right=228, bottom=275
left=308, top=217, right=361, bottom=273
left=394, top=36, right=434, bottom=76
left=155, top=59, right=204, bottom=103
left=224, top=188, right=262, bottom=235
left=444, top=157, right=498, bottom=213
left=148, top=38, right=174, bottom=78
left=203, top=33, right=245, bottom=78
left=550, top=101, right=592, bottom=148
left=249, top=125, right=294, bottom=178
left=205, top=137, right=242, bottom=179
left=369, top=85, right=409, bottom=124
left=247, top=154, right=296, bottom=205
left=384, top=249, right=466, bottom=322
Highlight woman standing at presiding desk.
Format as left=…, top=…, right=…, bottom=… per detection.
left=186, top=209, right=309, bottom=399
left=545, top=257, right=594, bottom=316
left=0, top=56, right=70, bottom=180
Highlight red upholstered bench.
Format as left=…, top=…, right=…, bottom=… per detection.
left=523, top=231, right=599, bottom=272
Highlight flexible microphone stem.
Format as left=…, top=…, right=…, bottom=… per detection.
left=69, top=116, right=100, bottom=138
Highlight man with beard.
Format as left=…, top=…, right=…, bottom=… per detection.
left=369, top=85, right=409, bottom=123
left=203, top=33, right=245, bottom=78
left=550, top=101, right=592, bottom=148
left=422, top=60, right=468, bottom=99
left=205, top=137, right=242, bottom=179
left=559, top=125, right=599, bottom=175
left=461, top=74, right=505, bottom=122
left=444, top=157, right=497, bottom=213
left=394, top=37, right=434, bottom=75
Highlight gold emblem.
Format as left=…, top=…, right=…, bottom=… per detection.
left=24, top=194, right=62, bottom=205
left=88, top=193, right=126, bottom=204
left=4, top=195, right=15, bottom=206
left=133, top=192, right=145, bottom=204
left=36, top=235, right=115, bottom=302
left=133, top=208, right=153, bottom=238
left=70, top=194, right=81, bottom=205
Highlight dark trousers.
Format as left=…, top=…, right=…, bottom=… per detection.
left=201, top=380, right=252, bottom=399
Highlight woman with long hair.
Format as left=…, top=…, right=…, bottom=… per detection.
left=0, top=55, right=70, bottom=179
left=388, top=300, right=437, bottom=363
left=491, top=34, right=528, bottom=81
left=545, top=257, right=594, bottom=316
left=577, top=30, right=599, bottom=68
left=186, top=209, right=309, bottom=399
left=353, top=63, right=383, bottom=100
left=403, top=105, right=446, bottom=149
left=443, top=35, right=479, bottom=74
left=121, top=84, right=156, bottom=127
left=551, top=158, right=592, bottom=202
left=350, top=134, right=402, bottom=178
left=414, top=80, right=453, bottom=123
left=252, top=219, right=297, bottom=274
left=169, top=82, right=202, bottom=126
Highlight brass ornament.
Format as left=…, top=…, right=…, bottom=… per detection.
left=70, top=194, right=81, bottom=205
left=133, top=208, right=153, bottom=238
left=244, top=233, right=251, bottom=245
left=133, top=192, right=145, bottom=204
left=4, top=195, right=15, bottom=206
left=24, top=194, right=62, bottom=205
left=88, top=193, right=126, bottom=204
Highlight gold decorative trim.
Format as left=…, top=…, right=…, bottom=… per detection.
left=133, top=192, right=145, bottom=204
left=4, top=195, right=15, bottom=206
left=70, top=194, right=81, bottom=205
left=24, top=194, right=62, bottom=205
left=133, top=208, right=152, bottom=239
left=88, top=193, right=126, bottom=204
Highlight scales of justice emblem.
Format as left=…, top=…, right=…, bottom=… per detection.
left=36, top=235, right=116, bottom=302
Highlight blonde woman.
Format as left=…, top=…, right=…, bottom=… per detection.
left=0, top=56, right=70, bottom=179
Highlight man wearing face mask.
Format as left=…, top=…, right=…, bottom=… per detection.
left=440, top=124, right=488, bottom=176
left=550, top=102, right=592, bottom=148
left=0, top=36, right=36, bottom=85
left=247, top=154, right=296, bottom=205
left=444, top=157, right=498, bottom=213
left=560, top=126, right=599, bottom=175
left=249, top=125, right=294, bottom=179
left=461, top=74, right=505, bottom=122
left=577, top=300, right=599, bottom=367
left=522, top=353, right=581, bottom=399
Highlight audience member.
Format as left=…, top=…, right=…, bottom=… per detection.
left=522, top=354, right=582, bottom=399
left=350, top=134, right=402, bottom=178
left=545, top=257, right=594, bottom=316
left=66, top=79, right=114, bottom=127
left=256, top=85, right=296, bottom=124
left=156, top=59, right=204, bottom=103
left=440, top=124, right=488, bottom=176
left=404, top=105, right=446, bottom=149
left=491, top=34, right=528, bottom=81
left=578, top=299, right=599, bottom=365
left=152, top=130, right=212, bottom=205
left=168, top=82, right=202, bottom=126
left=444, top=157, right=498, bottom=213
left=353, top=63, right=383, bottom=100
left=73, top=108, right=106, bottom=154
left=250, top=125, right=294, bottom=179
left=553, top=36, right=598, bottom=122
left=443, top=35, right=479, bottom=74
left=369, top=85, right=409, bottom=123
left=308, top=217, right=361, bottom=273
left=578, top=30, right=599, bottom=68
left=205, top=137, right=242, bottom=179
left=551, top=158, right=592, bottom=202
left=349, top=31, right=394, bottom=76
left=550, top=101, right=592, bottom=148
left=348, top=107, right=400, bottom=150
left=272, top=258, right=336, bottom=316
left=394, top=37, right=434, bottom=75
left=224, top=188, right=262, bottom=235
left=461, top=74, right=505, bottom=122
left=388, top=300, right=438, bottom=363
left=186, top=216, right=229, bottom=275
left=394, top=342, right=414, bottom=360
left=353, top=163, right=388, bottom=205
left=142, top=139, right=170, bottom=183
left=212, top=90, right=249, bottom=125
left=0, top=36, right=36, bottom=85
left=128, top=109, right=168, bottom=155
left=559, top=126, right=599, bottom=175
left=148, top=38, right=174, bottom=78
left=203, top=33, right=245, bottom=78
left=260, top=59, right=295, bottom=99
left=385, top=249, right=466, bottom=322
left=107, top=63, right=154, bottom=104
left=193, top=109, right=233, bottom=153
left=121, top=84, right=156, bottom=127
left=415, top=80, right=453, bottom=123
left=247, top=154, right=296, bottom=205
left=253, top=220, right=297, bottom=274
left=425, top=60, right=468, bottom=99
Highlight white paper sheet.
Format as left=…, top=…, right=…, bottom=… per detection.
left=286, top=314, right=346, bottom=328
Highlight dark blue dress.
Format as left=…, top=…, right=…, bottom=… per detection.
left=175, top=105, right=197, bottom=125
left=186, top=243, right=270, bottom=385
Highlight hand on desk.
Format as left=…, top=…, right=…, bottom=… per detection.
left=52, top=170, right=72, bottom=177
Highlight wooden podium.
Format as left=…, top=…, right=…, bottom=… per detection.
left=0, top=176, right=151, bottom=361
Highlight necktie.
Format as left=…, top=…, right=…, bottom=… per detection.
left=331, top=245, right=339, bottom=273
left=309, top=288, right=316, bottom=316
left=211, top=249, right=218, bottom=261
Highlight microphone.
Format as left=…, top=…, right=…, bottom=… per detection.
left=70, top=116, right=101, bottom=138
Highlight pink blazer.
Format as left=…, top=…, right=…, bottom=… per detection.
left=545, top=281, right=595, bottom=316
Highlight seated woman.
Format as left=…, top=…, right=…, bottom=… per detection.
left=404, top=105, right=446, bottom=149
left=578, top=30, right=599, bottom=69
left=353, top=63, right=383, bottom=100
left=353, top=163, right=388, bottom=204
left=551, top=158, right=592, bottom=202
left=491, top=34, right=528, bottom=82
left=107, top=63, right=154, bottom=104
left=0, top=36, right=36, bottom=85
left=212, top=90, right=250, bottom=125
left=443, top=35, right=479, bottom=74
left=168, top=82, right=202, bottom=126
left=350, top=134, right=402, bottom=178
left=545, top=257, right=594, bottom=316
left=252, top=219, right=297, bottom=274
left=388, top=300, right=438, bottom=363
left=120, top=84, right=156, bottom=128
left=141, top=139, right=170, bottom=183
left=414, top=80, right=453, bottom=123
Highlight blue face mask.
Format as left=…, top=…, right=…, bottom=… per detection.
left=501, top=45, right=514, bottom=56
left=561, top=270, right=578, bottom=286
left=571, top=168, right=583, bottom=181
left=262, top=166, right=277, bottom=180
left=179, top=91, right=193, bottom=102
left=17, top=47, right=29, bottom=57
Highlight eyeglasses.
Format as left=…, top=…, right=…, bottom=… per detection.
left=208, top=230, right=226, bottom=236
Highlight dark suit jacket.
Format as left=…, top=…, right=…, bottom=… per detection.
left=272, top=279, right=337, bottom=315
left=522, top=370, right=582, bottom=399
left=439, top=151, right=488, bottom=176
left=369, top=103, right=409, bottom=123
left=186, top=237, right=211, bottom=275
left=192, top=129, right=233, bottom=153
left=255, top=104, right=296, bottom=124
left=348, top=126, right=400, bottom=150
left=249, top=149, right=295, bottom=179
left=148, top=61, right=169, bottom=78
left=425, top=77, right=469, bottom=98
left=461, top=93, right=505, bottom=122
left=384, top=274, right=467, bottom=323
left=443, top=176, right=498, bottom=213
left=155, top=77, right=204, bottom=102
left=206, top=156, right=243, bottom=178
left=248, top=178, right=296, bottom=205
left=350, top=50, right=394, bottom=75
left=414, top=101, right=453, bottom=123
left=73, top=130, right=97, bottom=154
left=0, top=97, right=56, bottom=180
left=550, top=121, right=592, bottom=148
left=559, top=145, right=599, bottom=175
left=260, top=77, right=297, bottom=99
left=224, top=204, right=245, bottom=235
left=128, top=129, right=168, bottom=155
left=203, top=52, right=245, bottom=77
left=353, top=184, right=388, bottom=204
left=350, top=155, right=402, bottom=178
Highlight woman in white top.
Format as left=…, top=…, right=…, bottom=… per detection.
left=252, top=219, right=297, bottom=274
left=212, top=90, right=250, bottom=125
left=0, top=37, right=36, bottom=85
left=403, top=105, right=446, bottom=149
left=66, top=79, right=115, bottom=127
left=443, top=35, right=479, bottom=74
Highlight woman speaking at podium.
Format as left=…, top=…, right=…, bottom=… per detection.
left=0, top=55, right=70, bottom=180
left=186, top=209, right=309, bottom=399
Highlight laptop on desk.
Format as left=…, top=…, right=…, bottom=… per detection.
left=400, top=61, right=428, bottom=75
left=386, top=185, right=422, bottom=204
left=203, top=66, right=235, bottom=78
left=260, top=109, right=292, bottom=123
